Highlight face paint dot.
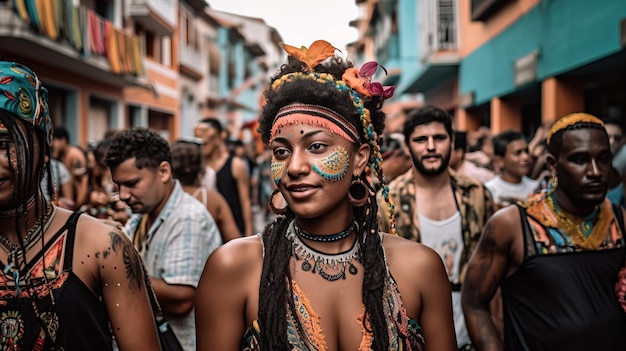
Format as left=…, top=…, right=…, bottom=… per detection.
left=117, top=283, right=121, bottom=287
left=300, top=130, right=304, bottom=134
left=116, top=304, right=120, bottom=307
left=105, top=283, right=109, bottom=287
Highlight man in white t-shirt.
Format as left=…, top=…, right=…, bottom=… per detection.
left=378, top=106, right=494, bottom=350
left=485, top=130, right=538, bottom=209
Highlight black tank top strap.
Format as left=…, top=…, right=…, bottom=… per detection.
left=516, top=204, right=535, bottom=258
left=62, top=211, right=83, bottom=270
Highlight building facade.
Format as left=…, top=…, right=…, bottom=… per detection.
left=351, top=0, right=626, bottom=136
left=0, top=0, right=281, bottom=147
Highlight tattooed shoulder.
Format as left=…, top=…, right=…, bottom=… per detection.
left=104, top=230, right=144, bottom=292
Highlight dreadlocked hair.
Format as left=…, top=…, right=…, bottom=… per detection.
left=0, top=110, right=57, bottom=343
left=257, top=56, right=395, bottom=350
left=547, top=122, right=607, bottom=157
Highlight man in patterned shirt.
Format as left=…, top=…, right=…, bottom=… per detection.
left=378, top=105, right=494, bottom=350
left=105, top=128, right=222, bottom=351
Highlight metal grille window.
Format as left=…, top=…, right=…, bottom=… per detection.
left=438, top=0, right=456, bottom=50
left=419, top=0, right=457, bottom=60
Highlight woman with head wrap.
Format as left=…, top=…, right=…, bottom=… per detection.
left=0, top=61, right=160, bottom=350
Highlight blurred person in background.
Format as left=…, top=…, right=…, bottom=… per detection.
left=602, top=117, right=625, bottom=205
left=466, top=127, right=495, bottom=172
left=195, top=118, right=253, bottom=236
left=82, top=138, right=119, bottom=219
left=52, top=126, right=89, bottom=207
left=170, top=138, right=241, bottom=242
left=485, top=130, right=538, bottom=209
left=450, top=130, right=495, bottom=184
left=380, top=132, right=412, bottom=185
left=41, top=156, right=75, bottom=209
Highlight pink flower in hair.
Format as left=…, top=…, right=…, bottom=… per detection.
left=343, top=61, right=395, bottom=99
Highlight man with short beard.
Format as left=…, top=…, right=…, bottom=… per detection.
left=377, top=105, right=494, bottom=350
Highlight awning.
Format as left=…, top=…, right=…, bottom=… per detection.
left=401, top=62, right=459, bottom=94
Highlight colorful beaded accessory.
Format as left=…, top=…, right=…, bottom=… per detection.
left=271, top=41, right=397, bottom=233
left=270, top=104, right=360, bottom=144
left=547, top=112, right=603, bottom=144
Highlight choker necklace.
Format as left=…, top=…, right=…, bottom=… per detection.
left=287, top=220, right=361, bottom=281
left=0, top=196, right=36, bottom=217
left=295, top=221, right=357, bottom=242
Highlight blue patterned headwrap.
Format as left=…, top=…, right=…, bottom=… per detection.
left=0, top=61, right=51, bottom=147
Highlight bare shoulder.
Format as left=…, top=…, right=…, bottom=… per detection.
left=204, top=235, right=264, bottom=278
left=231, top=156, right=249, bottom=176
left=484, top=204, right=523, bottom=242
left=381, top=233, right=444, bottom=274
left=76, top=212, right=128, bottom=242
left=380, top=233, right=449, bottom=315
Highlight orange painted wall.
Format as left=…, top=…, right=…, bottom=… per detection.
left=491, top=96, right=521, bottom=132
left=541, top=77, right=584, bottom=124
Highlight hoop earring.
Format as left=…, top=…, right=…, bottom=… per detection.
left=348, top=176, right=369, bottom=207
left=268, top=189, right=288, bottom=215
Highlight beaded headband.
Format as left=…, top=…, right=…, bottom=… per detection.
left=547, top=112, right=604, bottom=144
left=0, top=61, right=51, bottom=147
left=271, top=104, right=361, bottom=144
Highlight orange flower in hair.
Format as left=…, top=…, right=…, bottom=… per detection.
left=281, top=40, right=338, bottom=72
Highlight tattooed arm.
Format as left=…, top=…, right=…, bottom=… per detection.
left=461, top=206, right=522, bottom=351
left=75, top=215, right=160, bottom=351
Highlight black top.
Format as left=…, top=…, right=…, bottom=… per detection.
left=502, top=208, right=626, bottom=351
left=0, top=211, right=112, bottom=350
left=216, top=155, right=245, bottom=235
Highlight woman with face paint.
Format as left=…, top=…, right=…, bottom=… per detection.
left=195, top=41, right=456, bottom=351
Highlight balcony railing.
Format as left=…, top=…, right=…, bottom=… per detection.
left=180, top=43, right=202, bottom=76
left=127, top=0, right=176, bottom=35
left=3, top=0, right=144, bottom=76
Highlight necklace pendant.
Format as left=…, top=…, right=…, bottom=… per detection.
left=301, top=260, right=312, bottom=272
left=316, top=261, right=346, bottom=281
left=40, top=312, right=59, bottom=342
left=348, top=263, right=357, bottom=275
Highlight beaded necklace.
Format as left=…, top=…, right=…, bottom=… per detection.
left=0, top=203, right=55, bottom=293
left=287, top=220, right=361, bottom=281
left=294, top=221, right=356, bottom=242
left=546, top=195, right=611, bottom=250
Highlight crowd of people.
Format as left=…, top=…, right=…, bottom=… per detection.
left=0, top=39, right=625, bottom=351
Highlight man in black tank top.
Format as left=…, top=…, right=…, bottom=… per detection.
left=462, top=113, right=626, bottom=351
left=194, top=118, right=253, bottom=236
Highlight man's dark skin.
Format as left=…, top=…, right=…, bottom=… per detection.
left=461, top=127, right=618, bottom=350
